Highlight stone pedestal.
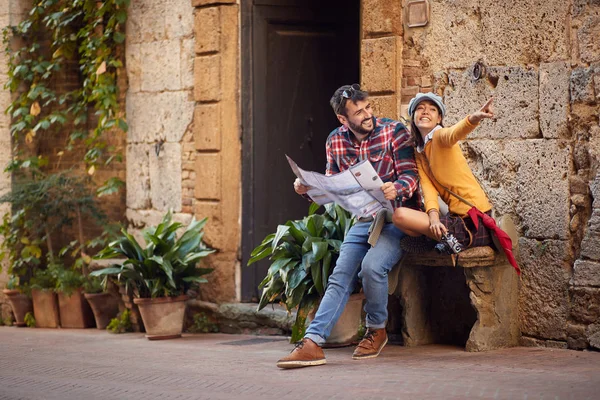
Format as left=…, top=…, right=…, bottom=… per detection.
left=397, top=246, right=520, bottom=352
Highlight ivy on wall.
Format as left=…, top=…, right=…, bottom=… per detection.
left=3, top=0, right=129, bottom=195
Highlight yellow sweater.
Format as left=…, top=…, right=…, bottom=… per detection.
left=416, top=117, right=492, bottom=217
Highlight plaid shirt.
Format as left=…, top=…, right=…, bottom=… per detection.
left=325, top=117, right=422, bottom=210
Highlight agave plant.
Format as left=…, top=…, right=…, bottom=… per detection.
left=248, top=203, right=355, bottom=341
left=91, top=212, right=215, bottom=298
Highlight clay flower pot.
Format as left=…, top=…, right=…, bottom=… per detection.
left=31, top=289, right=60, bottom=328
left=84, top=292, right=119, bottom=329
left=133, top=295, right=189, bottom=340
left=2, top=289, right=33, bottom=327
left=57, top=288, right=95, bottom=328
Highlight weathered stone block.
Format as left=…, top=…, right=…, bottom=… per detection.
left=195, top=6, right=220, bottom=54
left=362, top=0, right=401, bottom=36
left=196, top=252, right=237, bottom=303
left=569, top=287, right=600, bottom=324
left=126, top=144, right=151, bottom=210
left=361, top=37, right=397, bottom=93
left=140, top=0, right=166, bottom=43
left=165, top=0, right=194, bottom=39
left=126, top=91, right=195, bottom=143
left=479, top=0, right=569, bottom=64
left=570, top=67, right=595, bottom=104
left=194, top=200, right=225, bottom=250
left=572, top=259, right=600, bottom=287
left=149, top=142, right=182, bottom=212
left=0, top=141, right=11, bottom=193
left=507, top=140, right=570, bottom=239
left=141, top=40, right=181, bottom=92
left=194, top=152, right=221, bottom=200
left=445, top=66, right=539, bottom=140
left=539, top=62, right=569, bottom=139
left=125, top=0, right=142, bottom=44
left=370, top=95, right=398, bottom=120
left=181, top=38, right=195, bottom=89
left=194, top=103, right=221, bottom=150
left=566, top=322, right=589, bottom=349
left=125, top=43, right=142, bottom=93
left=415, top=0, right=484, bottom=71
left=194, top=54, right=221, bottom=101
left=578, top=14, right=600, bottom=63
left=518, top=238, right=571, bottom=340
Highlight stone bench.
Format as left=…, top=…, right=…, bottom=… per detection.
left=389, top=246, right=520, bottom=352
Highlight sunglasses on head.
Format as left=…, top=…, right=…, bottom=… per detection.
left=337, top=84, right=361, bottom=114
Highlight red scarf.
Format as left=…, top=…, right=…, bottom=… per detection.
left=467, top=207, right=521, bottom=276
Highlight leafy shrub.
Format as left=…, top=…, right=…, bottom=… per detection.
left=107, top=309, right=132, bottom=334
left=24, top=312, right=35, bottom=328
left=187, top=312, right=219, bottom=334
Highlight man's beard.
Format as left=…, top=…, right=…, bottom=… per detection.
left=348, top=116, right=374, bottom=136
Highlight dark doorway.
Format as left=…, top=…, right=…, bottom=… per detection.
left=241, top=0, right=360, bottom=301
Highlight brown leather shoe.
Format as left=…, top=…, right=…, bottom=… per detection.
left=276, top=338, right=326, bottom=369
left=352, top=328, right=388, bottom=360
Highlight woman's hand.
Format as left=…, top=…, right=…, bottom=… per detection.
left=381, top=182, right=398, bottom=201
left=468, top=98, right=494, bottom=125
left=428, top=209, right=447, bottom=241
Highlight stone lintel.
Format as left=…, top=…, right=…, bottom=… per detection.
left=192, top=0, right=235, bottom=7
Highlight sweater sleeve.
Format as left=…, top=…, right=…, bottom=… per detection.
left=416, top=153, right=440, bottom=213
left=436, top=116, right=479, bottom=147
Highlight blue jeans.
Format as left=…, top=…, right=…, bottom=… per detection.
left=304, top=221, right=405, bottom=346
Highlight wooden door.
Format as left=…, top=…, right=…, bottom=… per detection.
left=242, top=0, right=360, bottom=301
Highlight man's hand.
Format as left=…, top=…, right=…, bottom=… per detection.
left=381, top=182, right=398, bottom=201
left=294, top=178, right=310, bottom=195
left=468, top=97, right=494, bottom=125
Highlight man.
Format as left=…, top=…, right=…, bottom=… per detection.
left=276, top=84, right=421, bottom=369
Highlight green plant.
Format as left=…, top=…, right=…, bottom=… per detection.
left=247, top=203, right=356, bottom=342
left=24, top=312, right=35, bottom=328
left=82, top=275, right=104, bottom=294
left=107, top=309, right=132, bottom=333
left=29, top=263, right=59, bottom=291
left=187, top=312, right=219, bottom=334
left=55, top=266, right=86, bottom=296
left=91, top=211, right=215, bottom=298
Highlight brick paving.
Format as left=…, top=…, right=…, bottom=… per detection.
left=0, top=327, right=599, bottom=400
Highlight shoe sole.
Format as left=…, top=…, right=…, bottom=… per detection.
left=352, top=337, right=388, bottom=360
left=276, top=359, right=327, bottom=369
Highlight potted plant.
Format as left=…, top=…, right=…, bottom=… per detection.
left=55, top=265, right=95, bottom=328
left=83, top=275, right=119, bottom=330
left=91, top=211, right=215, bottom=340
left=247, top=203, right=363, bottom=344
left=29, top=263, right=60, bottom=328
left=1, top=275, right=33, bottom=327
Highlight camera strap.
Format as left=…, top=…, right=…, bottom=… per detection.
left=421, top=154, right=475, bottom=209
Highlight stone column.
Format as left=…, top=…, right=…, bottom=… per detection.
left=0, top=0, right=33, bottom=322
left=361, top=0, right=403, bottom=119
left=192, top=0, right=240, bottom=302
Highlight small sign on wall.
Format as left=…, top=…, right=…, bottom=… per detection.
left=406, top=0, right=430, bottom=28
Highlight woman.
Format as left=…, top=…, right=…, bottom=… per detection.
left=392, top=92, right=496, bottom=253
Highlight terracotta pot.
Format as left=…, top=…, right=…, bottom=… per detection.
left=31, top=289, right=60, bottom=328
left=309, top=292, right=366, bottom=348
left=133, top=295, right=188, bottom=340
left=2, top=289, right=33, bottom=327
left=57, top=288, right=95, bottom=328
left=84, top=292, right=119, bottom=329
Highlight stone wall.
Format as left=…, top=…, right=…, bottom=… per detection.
left=125, top=0, right=240, bottom=303
left=0, top=0, right=31, bottom=322
left=380, top=0, right=600, bottom=350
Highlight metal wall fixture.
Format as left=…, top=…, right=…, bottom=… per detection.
left=405, top=0, right=430, bottom=28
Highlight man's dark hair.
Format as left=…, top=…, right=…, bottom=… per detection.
left=330, top=84, right=369, bottom=117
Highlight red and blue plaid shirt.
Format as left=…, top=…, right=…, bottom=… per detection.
left=325, top=117, right=422, bottom=210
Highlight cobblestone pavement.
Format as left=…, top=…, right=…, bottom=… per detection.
left=1, top=327, right=599, bottom=400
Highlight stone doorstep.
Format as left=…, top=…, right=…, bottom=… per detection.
left=186, top=299, right=295, bottom=336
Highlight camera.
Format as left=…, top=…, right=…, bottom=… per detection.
left=434, top=233, right=464, bottom=255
